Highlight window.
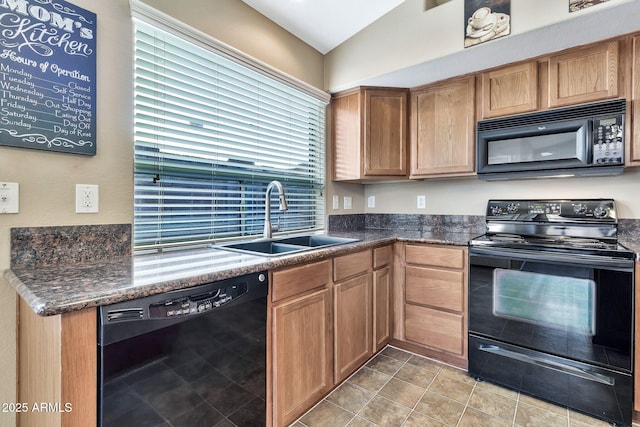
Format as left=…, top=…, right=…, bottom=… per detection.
left=132, top=12, right=328, bottom=249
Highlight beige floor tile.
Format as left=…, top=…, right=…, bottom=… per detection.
left=380, top=346, right=412, bottom=362
left=459, top=407, right=512, bottom=427
left=518, top=393, right=567, bottom=417
left=347, top=367, right=391, bottom=393
left=365, top=353, right=405, bottom=376
left=414, top=391, right=466, bottom=426
left=377, top=377, right=425, bottom=409
left=358, top=396, right=411, bottom=427
left=402, top=411, right=448, bottom=427
left=467, top=385, right=517, bottom=421
left=326, top=381, right=375, bottom=414
left=346, top=416, right=377, bottom=427
left=405, top=354, right=443, bottom=373
left=428, top=372, right=475, bottom=404
left=394, top=363, right=438, bottom=388
left=515, top=401, right=568, bottom=427
left=438, top=366, right=477, bottom=386
left=300, top=400, right=355, bottom=427
left=474, top=380, right=519, bottom=400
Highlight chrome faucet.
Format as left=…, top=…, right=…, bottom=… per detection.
left=263, top=180, right=288, bottom=239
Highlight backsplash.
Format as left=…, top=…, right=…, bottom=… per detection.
left=619, top=219, right=640, bottom=244
left=11, top=224, right=132, bottom=269
left=329, top=214, right=485, bottom=234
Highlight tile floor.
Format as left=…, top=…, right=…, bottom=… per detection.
left=293, top=346, right=632, bottom=427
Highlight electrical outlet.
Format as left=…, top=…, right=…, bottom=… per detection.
left=76, top=184, right=99, bottom=213
left=332, top=195, right=339, bottom=210
left=343, top=196, right=352, bottom=210
left=367, top=195, right=375, bottom=208
left=417, top=195, right=426, bottom=209
left=0, top=182, right=19, bottom=214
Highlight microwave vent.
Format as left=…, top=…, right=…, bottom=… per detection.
left=478, top=99, right=626, bottom=132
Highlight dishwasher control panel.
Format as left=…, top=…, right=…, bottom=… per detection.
left=149, top=282, right=247, bottom=318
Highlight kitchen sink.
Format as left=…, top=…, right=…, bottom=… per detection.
left=276, top=235, right=359, bottom=247
left=214, top=235, right=359, bottom=257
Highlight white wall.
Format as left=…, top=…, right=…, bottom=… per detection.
left=325, top=0, right=640, bottom=91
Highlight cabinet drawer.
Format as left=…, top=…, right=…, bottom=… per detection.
left=405, top=245, right=465, bottom=269
left=405, top=266, right=463, bottom=312
left=373, top=245, right=393, bottom=269
left=272, top=260, right=331, bottom=302
left=334, top=250, right=372, bottom=282
left=405, top=304, right=463, bottom=355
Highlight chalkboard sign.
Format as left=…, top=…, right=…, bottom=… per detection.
left=0, top=0, right=97, bottom=155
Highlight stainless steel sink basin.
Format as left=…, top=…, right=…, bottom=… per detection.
left=276, top=235, right=359, bottom=247
left=214, top=235, right=359, bottom=257
left=218, top=241, right=309, bottom=256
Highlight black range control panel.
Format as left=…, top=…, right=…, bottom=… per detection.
left=486, top=199, right=617, bottom=222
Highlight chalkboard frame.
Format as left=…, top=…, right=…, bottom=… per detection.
left=0, top=0, right=97, bottom=156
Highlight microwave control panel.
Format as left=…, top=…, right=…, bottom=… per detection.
left=593, top=115, right=623, bottom=165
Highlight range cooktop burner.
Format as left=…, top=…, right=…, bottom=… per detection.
left=470, top=199, right=634, bottom=259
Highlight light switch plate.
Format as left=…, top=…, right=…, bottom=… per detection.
left=0, top=182, right=19, bottom=214
left=417, top=195, right=426, bottom=209
left=332, top=195, right=339, bottom=210
left=76, top=184, right=99, bottom=213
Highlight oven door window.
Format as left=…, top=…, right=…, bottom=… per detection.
left=493, top=269, right=595, bottom=335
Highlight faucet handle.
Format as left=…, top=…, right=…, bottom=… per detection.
left=271, top=217, right=281, bottom=233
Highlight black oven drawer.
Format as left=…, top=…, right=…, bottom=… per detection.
left=469, top=335, right=632, bottom=426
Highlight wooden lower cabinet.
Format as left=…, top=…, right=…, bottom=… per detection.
left=271, top=286, right=333, bottom=427
left=401, top=244, right=468, bottom=368
left=270, top=260, right=333, bottom=427
left=334, top=272, right=372, bottom=383
left=373, top=266, right=392, bottom=352
left=18, top=300, right=97, bottom=427
left=373, top=245, right=393, bottom=353
left=405, top=304, right=464, bottom=355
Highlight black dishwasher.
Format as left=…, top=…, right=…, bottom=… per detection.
left=98, top=271, right=268, bottom=427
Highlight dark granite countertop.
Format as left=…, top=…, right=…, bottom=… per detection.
left=4, top=230, right=479, bottom=317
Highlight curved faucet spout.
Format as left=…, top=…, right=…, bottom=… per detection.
left=264, top=180, right=288, bottom=239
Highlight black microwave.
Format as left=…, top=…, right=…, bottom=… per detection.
left=476, top=99, right=626, bottom=180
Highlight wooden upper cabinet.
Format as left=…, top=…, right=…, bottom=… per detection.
left=630, top=35, right=640, bottom=164
left=547, top=41, right=619, bottom=108
left=332, top=87, right=408, bottom=181
left=410, top=76, right=475, bottom=178
left=480, top=62, right=538, bottom=119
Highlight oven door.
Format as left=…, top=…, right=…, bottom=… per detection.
left=469, top=246, right=634, bottom=371
left=468, top=246, right=634, bottom=426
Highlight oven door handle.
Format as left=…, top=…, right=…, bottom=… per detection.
left=469, top=247, right=634, bottom=270
left=478, top=344, right=615, bottom=386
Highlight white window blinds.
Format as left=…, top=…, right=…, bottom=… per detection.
left=133, top=18, right=327, bottom=249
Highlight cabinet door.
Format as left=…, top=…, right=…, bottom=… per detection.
left=480, top=62, right=538, bottom=119
left=548, top=41, right=619, bottom=108
left=334, top=273, right=372, bottom=383
left=631, top=36, right=640, bottom=164
left=332, top=90, right=362, bottom=181
left=272, top=288, right=333, bottom=427
left=373, top=266, right=392, bottom=353
left=364, top=89, right=408, bottom=176
left=410, top=76, right=475, bottom=177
